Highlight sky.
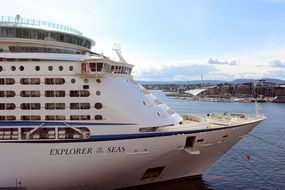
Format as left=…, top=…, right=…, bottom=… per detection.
left=1, top=0, right=285, bottom=81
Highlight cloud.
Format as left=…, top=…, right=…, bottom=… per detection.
left=270, top=60, right=285, bottom=68
left=208, top=58, right=238, bottom=65
left=135, top=64, right=217, bottom=81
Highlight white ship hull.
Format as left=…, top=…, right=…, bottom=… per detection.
left=0, top=120, right=261, bottom=189
left=0, top=16, right=265, bottom=189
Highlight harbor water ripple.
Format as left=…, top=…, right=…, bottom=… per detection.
left=127, top=90, right=285, bottom=190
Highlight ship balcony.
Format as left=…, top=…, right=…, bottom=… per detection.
left=79, top=60, right=133, bottom=78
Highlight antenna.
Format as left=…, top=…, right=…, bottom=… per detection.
left=112, top=43, right=127, bottom=64
left=113, top=43, right=121, bottom=54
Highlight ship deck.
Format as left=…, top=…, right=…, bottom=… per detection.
left=180, top=113, right=264, bottom=129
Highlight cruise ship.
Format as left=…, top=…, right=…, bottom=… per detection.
left=0, top=15, right=265, bottom=189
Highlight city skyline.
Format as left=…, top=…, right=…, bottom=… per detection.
left=2, top=0, right=285, bottom=81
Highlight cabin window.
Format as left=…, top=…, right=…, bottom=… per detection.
left=6, top=91, right=15, bottom=97
left=0, top=78, right=15, bottom=85
left=94, top=103, right=102, bottom=109
left=21, top=115, right=41, bottom=121
left=70, top=103, right=90, bottom=110
left=0, top=66, right=2, bottom=72
left=89, top=62, right=96, bottom=71
left=96, top=79, right=101, bottom=83
left=35, top=66, right=40, bottom=71
left=95, top=115, right=103, bottom=120
left=6, top=78, right=15, bottom=85
left=55, top=91, right=65, bottom=97
left=45, top=78, right=65, bottom=85
left=71, top=78, right=76, bottom=84
left=96, top=91, right=101, bottom=96
left=20, top=103, right=41, bottom=110
left=6, top=116, right=16, bottom=120
left=69, top=66, right=73, bottom=71
left=45, top=78, right=53, bottom=84
left=11, top=66, right=16, bottom=71
left=81, top=63, right=87, bottom=74
left=45, top=91, right=54, bottom=97
left=0, top=128, right=19, bottom=140
left=48, top=66, right=53, bottom=71
left=20, top=90, right=40, bottom=97
left=59, top=66, right=63, bottom=71
left=20, top=78, right=40, bottom=85
left=19, top=66, right=24, bottom=71
left=0, top=116, right=16, bottom=121
left=0, top=103, right=16, bottom=110
left=45, top=103, right=65, bottom=110
left=55, top=78, right=65, bottom=84
left=0, top=91, right=15, bottom=97
left=110, top=66, right=115, bottom=73
left=0, top=104, right=5, bottom=110
left=70, top=90, right=90, bottom=97
left=45, top=90, right=65, bottom=97
left=70, top=115, right=90, bottom=120
left=97, top=62, right=103, bottom=72
left=45, top=115, right=66, bottom=120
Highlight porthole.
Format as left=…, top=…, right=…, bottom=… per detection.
left=48, top=66, right=53, bottom=71
left=35, top=66, right=40, bottom=71
left=71, top=78, right=76, bottom=84
left=84, top=79, right=89, bottom=83
left=95, top=115, right=103, bottom=120
left=95, top=103, right=102, bottom=109
left=96, top=79, right=101, bottom=83
left=0, top=66, right=2, bottom=72
left=96, top=91, right=101, bottom=96
left=11, top=66, right=16, bottom=71
left=59, top=66, right=63, bottom=71
left=69, top=66, right=73, bottom=71
left=19, top=66, right=24, bottom=71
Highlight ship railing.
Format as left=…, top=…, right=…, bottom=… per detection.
left=0, top=16, right=82, bottom=35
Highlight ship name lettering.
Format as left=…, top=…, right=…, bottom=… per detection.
left=49, top=148, right=93, bottom=155
left=107, top=146, right=126, bottom=153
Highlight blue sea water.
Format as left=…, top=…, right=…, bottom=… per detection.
left=134, top=90, right=285, bottom=190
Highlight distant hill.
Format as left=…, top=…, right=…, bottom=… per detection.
left=138, top=78, right=285, bottom=85
left=232, top=78, right=285, bottom=84
left=260, top=78, right=285, bottom=84
left=138, top=80, right=223, bottom=85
